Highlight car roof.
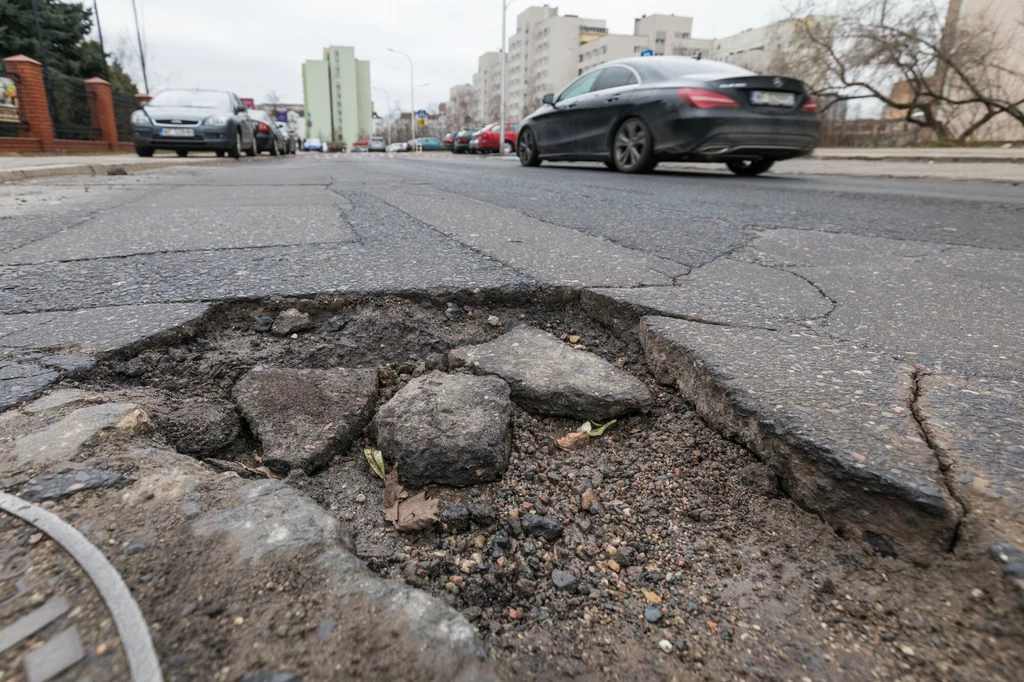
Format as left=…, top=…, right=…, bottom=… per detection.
left=598, top=55, right=755, bottom=80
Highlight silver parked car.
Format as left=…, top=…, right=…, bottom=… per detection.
left=130, top=89, right=257, bottom=158
left=276, top=122, right=299, bottom=154
left=367, top=136, right=387, bottom=152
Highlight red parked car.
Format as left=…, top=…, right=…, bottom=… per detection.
left=472, top=121, right=520, bottom=153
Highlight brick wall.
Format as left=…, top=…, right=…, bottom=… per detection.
left=2, top=55, right=53, bottom=147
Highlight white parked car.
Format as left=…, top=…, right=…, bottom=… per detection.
left=387, top=142, right=408, bottom=152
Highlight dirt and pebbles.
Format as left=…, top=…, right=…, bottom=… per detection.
left=50, top=295, right=1024, bottom=680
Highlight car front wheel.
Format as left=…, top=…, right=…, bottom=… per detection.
left=518, top=129, right=541, bottom=167
left=228, top=130, right=242, bottom=159
left=246, top=136, right=257, bottom=156
left=270, top=138, right=279, bottom=156
left=135, top=146, right=154, bottom=157
left=726, top=159, right=775, bottom=176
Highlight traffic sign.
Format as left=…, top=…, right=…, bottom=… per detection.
left=640, top=49, right=654, bottom=57
left=417, top=118, right=426, bottom=126
left=416, top=109, right=428, bottom=118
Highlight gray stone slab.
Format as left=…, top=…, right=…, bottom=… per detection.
left=741, top=229, right=1024, bottom=379
left=23, top=626, right=84, bottom=682
left=450, top=326, right=652, bottom=420
left=20, top=466, right=131, bottom=502
left=233, top=367, right=379, bottom=474
left=21, top=389, right=101, bottom=415
left=371, top=372, right=513, bottom=487
left=0, top=597, right=69, bottom=654
left=0, top=313, right=61, bottom=340
left=585, top=258, right=833, bottom=330
left=0, top=303, right=209, bottom=352
left=917, top=375, right=1024, bottom=547
left=194, top=479, right=341, bottom=561
left=11, top=403, right=151, bottom=465
left=639, top=316, right=962, bottom=559
left=0, top=363, right=59, bottom=412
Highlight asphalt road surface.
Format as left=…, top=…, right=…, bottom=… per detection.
left=2, top=152, right=1023, bottom=525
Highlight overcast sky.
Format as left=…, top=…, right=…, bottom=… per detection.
left=91, top=0, right=786, bottom=111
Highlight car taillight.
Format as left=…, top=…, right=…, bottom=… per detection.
left=257, top=122, right=270, bottom=132
left=677, top=88, right=740, bottom=109
left=800, top=97, right=819, bottom=114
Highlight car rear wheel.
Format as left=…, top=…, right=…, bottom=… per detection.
left=270, top=138, right=279, bottom=156
left=216, top=150, right=225, bottom=158
left=228, top=131, right=242, bottom=159
left=135, top=146, right=154, bottom=157
left=726, top=159, right=775, bottom=176
left=613, top=118, right=656, bottom=174
left=246, top=136, right=257, bottom=157
left=176, top=150, right=188, bottom=157
left=518, top=129, right=541, bottom=167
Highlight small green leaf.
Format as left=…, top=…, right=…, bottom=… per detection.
left=586, top=419, right=616, bottom=437
left=364, top=448, right=386, bottom=479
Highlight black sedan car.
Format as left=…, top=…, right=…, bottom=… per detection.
left=517, top=56, right=820, bottom=175
left=130, top=89, right=257, bottom=158
left=452, top=128, right=479, bottom=154
left=249, top=110, right=287, bottom=155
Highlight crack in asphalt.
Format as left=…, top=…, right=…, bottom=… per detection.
left=907, top=366, right=968, bottom=553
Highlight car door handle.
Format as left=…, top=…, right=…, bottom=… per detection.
left=566, top=103, right=578, bottom=109
left=607, top=96, right=620, bottom=102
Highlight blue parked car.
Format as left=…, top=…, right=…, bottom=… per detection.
left=410, top=137, right=443, bottom=151
left=303, top=137, right=326, bottom=152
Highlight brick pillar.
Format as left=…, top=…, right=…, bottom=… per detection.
left=134, top=93, right=151, bottom=105
left=84, top=77, right=118, bottom=149
left=2, top=55, right=53, bottom=149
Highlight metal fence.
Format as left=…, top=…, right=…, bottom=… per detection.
left=112, top=89, right=137, bottom=142
left=43, top=69, right=99, bottom=140
left=0, top=62, right=24, bottom=138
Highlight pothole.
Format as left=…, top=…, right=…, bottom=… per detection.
left=53, top=292, right=1024, bottom=680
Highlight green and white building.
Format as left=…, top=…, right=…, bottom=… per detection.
left=302, top=46, right=372, bottom=148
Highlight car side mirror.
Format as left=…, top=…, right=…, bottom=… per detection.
left=542, top=93, right=555, bottom=105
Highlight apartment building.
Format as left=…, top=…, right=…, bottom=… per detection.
left=468, top=6, right=827, bottom=123
left=301, top=45, right=372, bottom=147
left=950, top=0, right=1024, bottom=140
left=446, top=84, right=476, bottom=129
left=710, top=18, right=831, bottom=90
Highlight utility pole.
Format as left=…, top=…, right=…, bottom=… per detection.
left=387, top=48, right=414, bottom=143
left=131, top=0, right=150, bottom=93
left=93, top=1, right=110, bottom=80
left=499, top=0, right=506, bottom=155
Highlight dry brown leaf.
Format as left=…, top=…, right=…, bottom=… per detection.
left=382, top=468, right=438, bottom=531
left=555, top=431, right=589, bottom=451
left=396, top=492, right=440, bottom=531
left=642, top=589, right=662, bottom=604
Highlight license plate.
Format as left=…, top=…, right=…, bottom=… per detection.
left=750, top=91, right=796, bottom=107
left=160, top=127, right=195, bottom=137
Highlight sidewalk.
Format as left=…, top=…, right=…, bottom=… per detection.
left=0, top=152, right=269, bottom=183
left=814, top=146, right=1024, bottom=163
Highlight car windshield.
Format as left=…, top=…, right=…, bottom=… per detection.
left=371, top=137, right=384, bottom=142
left=149, top=90, right=231, bottom=109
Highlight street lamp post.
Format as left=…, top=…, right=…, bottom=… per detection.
left=499, top=0, right=517, bottom=156
left=387, top=48, right=413, bottom=143
left=372, top=87, right=391, bottom=143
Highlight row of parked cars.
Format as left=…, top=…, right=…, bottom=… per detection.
left=444, top=123, right=520, bottom=154
left=129, top=88, right=302, bottom=157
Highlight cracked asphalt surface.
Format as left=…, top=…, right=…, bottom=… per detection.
left=1, top=152, right=1022, bottom=552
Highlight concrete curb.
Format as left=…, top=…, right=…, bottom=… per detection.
left=813, top=152, right=1024, bottom=164
left=0, top=154, right=275, bottom=184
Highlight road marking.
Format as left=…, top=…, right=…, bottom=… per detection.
left=0, top=596, right=70, bottom=654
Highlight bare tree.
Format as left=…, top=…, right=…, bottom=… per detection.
left=445, top=86, right=477, bottom=130
left=264, top=90, right=282, bottom=107
left=789, top=0, right=1024, bottom=142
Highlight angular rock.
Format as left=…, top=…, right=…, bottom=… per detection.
left=371, top=372, right=512, bottom=487
left=551, top=569, right=576, bottom=590
left=640, top=316, right=962, bottom=560
left=194, top=479, right=342, bottom=561
left=271, top=308, right=314, bottom=336
left=20, top=466, right=131, bottom=502
left=151, top=398, right=240, bottom=456
left=449, top=326, right=652, bottom=420
left=521, top=514, right=563, bottom=541
left=0, top=362, right=59, bottom=412
left=13, top=403, right=152, bottom=465
left=233, top=367, right=378, bottom=474
left=440, top=504, right=471, bottom=533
